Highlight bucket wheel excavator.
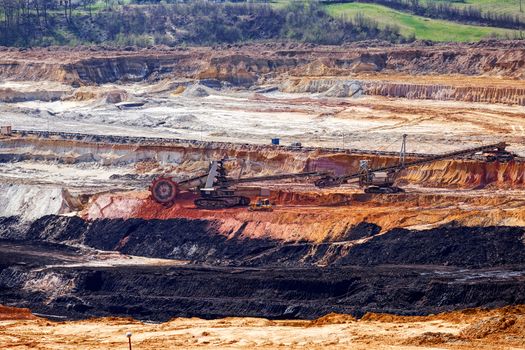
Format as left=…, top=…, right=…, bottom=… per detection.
left=150, top=158, right=328, bottom=209
left=315, top=135, right=515, bottom=193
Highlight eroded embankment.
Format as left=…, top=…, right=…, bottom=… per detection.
left=4, top=136, right=525, bottom=189
left=2, top=42, right=525, bottom=85
left=364, top=81, right=525, bottom=106
left=281, top=77, right=525, bottom=105
left=0, top=215, right=524, bottom=321
left=1, top=42, right=525, bottom=106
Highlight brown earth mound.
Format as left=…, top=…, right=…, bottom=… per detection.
left=403, top=332, right=462, bottom=346
left=309, top=312, right=356, bottom=326
left=0, top=305, right=35, bottom=320
left=1, top=305, right=524, bottom=349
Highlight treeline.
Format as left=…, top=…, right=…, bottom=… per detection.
left=0, top=1, right=405, bottom=47
left=325, top=0, right=525, bottom=29
left=0, top=0, right=100, bottom=46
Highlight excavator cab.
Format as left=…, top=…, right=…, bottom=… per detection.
left=248, top=197, right=273, bottom=212
left=358, top=160, right=404, bottom=194
left=480, top=148, right=515, bottom=163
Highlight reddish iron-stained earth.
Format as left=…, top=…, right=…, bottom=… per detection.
left=81, top=184, right=525, bottom=242
left=1, top=41, right=525, bottom=350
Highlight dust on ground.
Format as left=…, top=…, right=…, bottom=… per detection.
left=1, top=306, right=524, bottom=349
left=2, top=80, right=525, bottom=154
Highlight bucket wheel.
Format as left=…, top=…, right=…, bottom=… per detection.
left=150, top=176, right=178, bottom=207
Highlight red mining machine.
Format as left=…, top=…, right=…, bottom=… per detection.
left=314, top=135, right=515, bottom=194
left=150, top=158, right=327, bottom=209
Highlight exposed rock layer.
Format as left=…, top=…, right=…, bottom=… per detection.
left=1, top=42, right=525, bottom=105
left=0, top=216, right=524, bottom=321
left=4, top=137, right=525, bottom=189
left=364, top=82, right=525, bottom=105
left=5, top=215, right=524, bottom=268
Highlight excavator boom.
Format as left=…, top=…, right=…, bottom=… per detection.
left=315, top=142, right=510, bottom=189
left=150, top=159, right=328, bottom=209
left=226, top=171, right=327, bottom=185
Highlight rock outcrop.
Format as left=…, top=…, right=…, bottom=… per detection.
left=364, top=82, right=525, bottom=106
left=0, top=87, right=67, bottom=102
left=0, top=185, right=79, bottom=222
left=1, top=42, right=525, bottom=86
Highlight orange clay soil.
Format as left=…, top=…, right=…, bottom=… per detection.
left=82, top=185, right=525, bottom=242
left=1, top=305, right=524, bottom=349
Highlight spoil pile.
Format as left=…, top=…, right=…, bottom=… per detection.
left=0, top=215, right=524, bottom=321
left=0, top=185, right=78, bottom=222
left=8, top=215, right=525, bottom=268
left=181, top=84, right=213, bottom=98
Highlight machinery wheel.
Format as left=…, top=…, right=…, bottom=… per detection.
left=195, top=196, right=251, bottom=210
left=239, top=196, right=250, bottom=206
left=314, top=176, right=341, bottom=188
left=150, top=176, right=178, bottom=207
left=364, top=186, right=404, bottom=194
left=194, top=198, right=231, bottom=209
left=364, top=186, right=383, bottom=194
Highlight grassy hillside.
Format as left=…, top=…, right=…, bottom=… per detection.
left=423, top=0, right=524, bottom=16
left=0, top=1, right=404, bottom=47
left=2, top=0, right=523, bottom=46
left=325, top=2, right=522, bottom=42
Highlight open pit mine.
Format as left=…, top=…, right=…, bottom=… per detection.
left=1, top=41, right=525, bottom=349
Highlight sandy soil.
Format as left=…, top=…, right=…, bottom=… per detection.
left=1, top=306, right=524, bottom=349
left=1, top=44, right=525, bottom=345
left=2, top=83, right=525, bottom=154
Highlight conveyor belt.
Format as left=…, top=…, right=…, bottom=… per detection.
left=316, top=142, right=509, bottom=187
left=9, top=129, right=438, bottom=159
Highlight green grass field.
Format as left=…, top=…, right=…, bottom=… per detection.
left=422, top=0, right=524, bottom=16
left=325, top=2, right=522, bottom=42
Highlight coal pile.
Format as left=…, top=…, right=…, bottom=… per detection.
left=0, top=215, right=524, bottom=321
left=8, top=215, right=525, bottom=268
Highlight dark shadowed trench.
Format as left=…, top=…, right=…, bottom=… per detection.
left=1, top=215, right=524, bottom=321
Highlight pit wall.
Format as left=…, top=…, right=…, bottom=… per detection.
left=3, top=44, right=525, bottom=84
left=6, top=136, right=525, bottom=240
left=281, top=78, right=525, bottom=105
left=83, top=187, right=525, bottom=243
left=0, top=184, right=79, bottom=222
left=65, top=139, right=525, bottom=241
left=4, top=137, right=525, bottom=189
left=310, top=153, right=525, bottom=189
left=363, top=82, right=525, bottom=106
left=3, top=215, right=525, bottom=321
left=0, top=137, right=312, bottom=171
left=402, top=160, right=525, bottom=189
left=1, top=44, right=525, bottom=103
left=0, top=88, right=67, bottom=103
left=0, top=52, right=208, bottom=84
